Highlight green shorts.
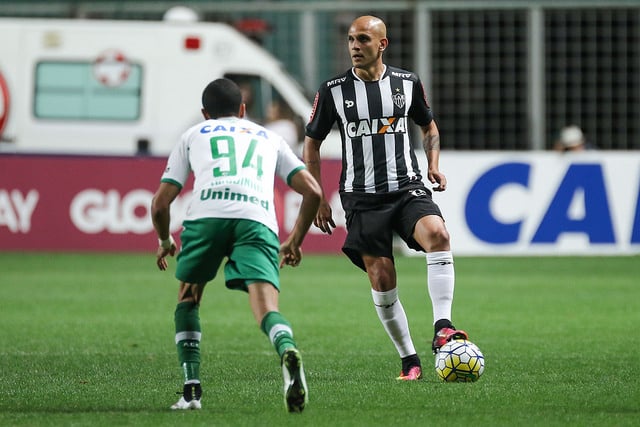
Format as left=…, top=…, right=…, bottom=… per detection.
left=175, top=218, right=280, bottom=292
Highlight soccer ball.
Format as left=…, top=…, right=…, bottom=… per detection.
left=434, top=339, right=484, bottom=382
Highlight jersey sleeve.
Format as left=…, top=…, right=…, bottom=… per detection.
left=160, top=131, right=191, bottom=189
left=408, top=76, right=434, bottom=127
left=275, top=137, right=306, bottom=186
left=305, top=83, right=337, bottom=141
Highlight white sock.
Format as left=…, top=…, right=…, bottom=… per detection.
left=371, top=288, right=416, bottom=358
left=426, top=251, right=455, bottom=324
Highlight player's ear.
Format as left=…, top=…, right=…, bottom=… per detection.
left=201, top=108, right=210, bottom=120
left=379, top=38, right=388, bottom=51
left=238, top=103, right=246, bottom=118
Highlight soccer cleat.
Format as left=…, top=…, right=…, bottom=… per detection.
left=396, top=365, right=422, bottom=381
left=432, top=327, right=469, bottom=354
left=171, top=396, right=202, bottom=410
left=170, top=383, right=202, bottom=410
left=281, top=348, right=308, bottom=413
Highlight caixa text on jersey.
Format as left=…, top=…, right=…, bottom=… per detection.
left=346, top=117, right=407, bottom=138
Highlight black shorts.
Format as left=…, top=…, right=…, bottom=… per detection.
left=340, top=185, right=443, bottom=271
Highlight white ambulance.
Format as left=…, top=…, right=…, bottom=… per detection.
left=0, top=13, right=340, bottom=156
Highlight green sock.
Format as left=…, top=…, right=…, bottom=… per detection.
left=174, top=301, right=201, bottom=383
left=260, top=311, right=296, bottom=358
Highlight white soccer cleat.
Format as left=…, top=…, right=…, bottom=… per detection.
left=170, top=383, right=202, bottom=410
left=170, top=396, right=202, bottom=410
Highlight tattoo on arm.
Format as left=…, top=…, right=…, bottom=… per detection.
left=423, top=133, right=440, bottom=152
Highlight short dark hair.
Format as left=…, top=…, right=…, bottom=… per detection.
left=201, top=78, right=242, bottom=118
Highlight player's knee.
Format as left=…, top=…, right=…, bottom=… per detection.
left=431, top=227, right=450, bottom=248
left=364, top=257, right=396, bottom=290
left=416, top=224, right=450, bottom=252
left=178, top=282, right=205, bottom=304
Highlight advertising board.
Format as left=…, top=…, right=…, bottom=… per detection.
left=1, top=152, right=638, bottom=255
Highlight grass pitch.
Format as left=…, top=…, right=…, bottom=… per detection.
left=0, top=252, right=638, bottom=426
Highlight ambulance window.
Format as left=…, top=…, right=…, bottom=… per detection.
left=34, top=61, right=142, bottom=121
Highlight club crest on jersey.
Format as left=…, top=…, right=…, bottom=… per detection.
left=346, top=116, right=407, bottom=138
left=392, top=92, right=405, bottom=109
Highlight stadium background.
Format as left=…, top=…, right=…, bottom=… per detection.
left=1, top=0, right=639, bottom=151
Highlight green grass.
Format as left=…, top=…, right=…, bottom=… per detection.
left=1, top=253, right=639, bottom=426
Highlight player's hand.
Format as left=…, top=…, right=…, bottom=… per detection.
left=279, top=241, right=301, bottom=268
left=156, top=242, right=177, bottom=271
left=314, top=199, right=336, bottom=235
left=428, top=170, right=447, bottom=192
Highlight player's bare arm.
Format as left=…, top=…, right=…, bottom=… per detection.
left=421, top=121, right=447, bottom=192
left=151, top=182, right=181, bottom=270
left=279, top=169, right=322, bottom=268
left=303, top=136, right=336, bottom=234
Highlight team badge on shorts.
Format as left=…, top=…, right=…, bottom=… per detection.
left=410, top=189, right=427, bottom=197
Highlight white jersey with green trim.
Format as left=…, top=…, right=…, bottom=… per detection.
left=161, top=116, right=304, bottom=235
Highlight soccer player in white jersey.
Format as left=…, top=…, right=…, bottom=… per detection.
left=304, top=16, right=468, bottom=380
left=151, top=78, right=321, bottom=412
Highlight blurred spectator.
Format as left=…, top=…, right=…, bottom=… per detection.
left=234, top=18, right=271, bottom=45
left=237, top=81, right=257, bottom=121
left=553, top=125, right=593, bottom=152
left=265, top=99, right=300, bottom=154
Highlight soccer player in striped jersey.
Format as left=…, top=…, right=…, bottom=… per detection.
left=151, top=78, right=321, bottom=411
left=304, top=15, right=468, bottom=380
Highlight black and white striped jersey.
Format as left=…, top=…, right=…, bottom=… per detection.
left=306, top=65, right=434, bottom=194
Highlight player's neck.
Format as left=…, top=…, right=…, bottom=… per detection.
left=353, top=63, right=386, bottom=82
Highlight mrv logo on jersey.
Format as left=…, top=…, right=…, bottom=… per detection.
left=346, top=117, right=407, bottom=138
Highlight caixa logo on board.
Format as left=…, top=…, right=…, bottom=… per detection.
left=465, top=162, right=640, bottom=246
left=0, top=69, right=10, bottom=139
left=70, top=189, right=190, bottom=234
